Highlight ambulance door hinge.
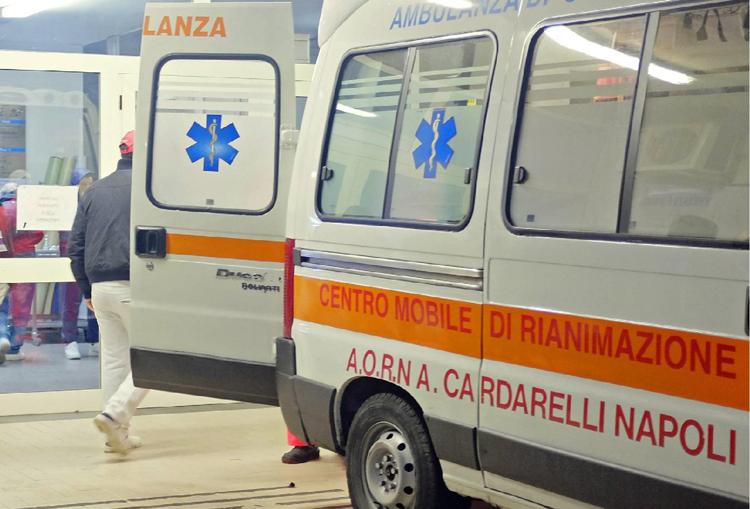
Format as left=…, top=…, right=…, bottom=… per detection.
left=118, top=95, right=123, bottom=111
left=320, top=166, right=335, bottom=182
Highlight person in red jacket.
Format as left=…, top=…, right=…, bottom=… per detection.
left=0, top=182, right=44, bottom=360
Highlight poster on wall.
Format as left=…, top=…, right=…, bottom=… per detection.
left=15, top=185, right=78, bottom=231
left=0, top=105, right=26, bottom=179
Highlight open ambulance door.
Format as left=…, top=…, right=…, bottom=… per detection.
left=129, top=2, right=295, bottom=405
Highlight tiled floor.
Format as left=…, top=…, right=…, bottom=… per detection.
left=0, top=343, right=100, bottom=394
left=0, top=406, right=350, bottom=509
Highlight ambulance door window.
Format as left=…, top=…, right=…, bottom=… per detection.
left=149, top=57, right=278, bottom=214
left=509, top=17, right=646, bottom=232
left=319, top=49, right=407, bottom=219
left=626, top=3, right=749, bottom=242
left=388, top=37, right=493, bottom=225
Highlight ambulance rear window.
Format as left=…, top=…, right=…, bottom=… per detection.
left=149, top=56, right=278, bottom=214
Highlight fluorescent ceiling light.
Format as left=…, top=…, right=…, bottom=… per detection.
left=2, top=0, right=74, bottom=18
left=430, top=0, right=474, bottom=9
left=546, top=26, right=694, bottom=86
left=336, top=103, right=377, bottom=118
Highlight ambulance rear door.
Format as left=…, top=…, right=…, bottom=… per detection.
left=129, top=2, right=295, bottom=405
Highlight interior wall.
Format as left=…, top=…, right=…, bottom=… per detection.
left=0, top=70, right=91, bottom=183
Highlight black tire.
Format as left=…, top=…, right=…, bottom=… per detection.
left=346, top=393, right=467, bottom=509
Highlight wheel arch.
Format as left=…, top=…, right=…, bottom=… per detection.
left=336, top=376, right=426, bottom=450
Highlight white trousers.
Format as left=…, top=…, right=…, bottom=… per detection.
left=91, top=281, right=148, bottom=425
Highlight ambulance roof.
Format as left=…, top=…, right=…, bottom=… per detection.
left=319, top=0, right=368, bottom=46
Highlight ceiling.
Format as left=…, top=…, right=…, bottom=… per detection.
left=0, top=0, right=323, bottom=56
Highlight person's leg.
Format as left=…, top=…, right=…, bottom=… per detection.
left=5, top=285, right=23, bottom=357
left=61, top=282, right=81, bottom=342
left=0, top=292, right=9, bottom=364
left=92, top=282, right=131, bottom=403
left=0, top=291, right=10, bottom=340
left=62, top=282, right=83, bottom=359
left=103, top=281, right=148, bottom=424
left=10, top=283, right=36, bottom=346
left=91, top=281, right=149, bottom=454
left=102, top=372, right=148, bottom=426
left=86, top=312, right=99, bottom=343
left=282, top=431, right=319, bottom=464
left=86, top=312, right=100, bottom=356
left=9, top=282, right=34, bottom=332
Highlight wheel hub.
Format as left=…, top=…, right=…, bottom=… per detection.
left=364, top=428, right=416, bottom=508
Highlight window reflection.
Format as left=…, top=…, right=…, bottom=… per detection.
left=0, top=69, right=100, bottom=392
left=629, top=3, right=749, bottom=241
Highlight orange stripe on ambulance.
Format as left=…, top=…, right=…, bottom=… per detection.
left=485, top=306, right=749, bottom=410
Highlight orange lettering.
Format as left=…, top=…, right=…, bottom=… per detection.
left=175, top=16, right=192, bottom=36
left=194, top=16, right=209, bottom=37
left=210, top=16, right=227, bottom=37
left=156, top=16, right=173, bottom=36
left=143, top=15, right=156, bottom=36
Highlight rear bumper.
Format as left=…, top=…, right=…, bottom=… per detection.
left=275, top=337, right=339, bottom=451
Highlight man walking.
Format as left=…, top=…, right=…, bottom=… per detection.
left=69, top=130, right=149, bottom=454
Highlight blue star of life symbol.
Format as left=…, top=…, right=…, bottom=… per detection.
left=186, top=114, right=240, bottom=172
left=412, top=108, right=457, bottom=179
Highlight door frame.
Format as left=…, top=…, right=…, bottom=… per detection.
left=0, top=51, right=227, bottom=416
left=0, top=51, right=314, bottom=416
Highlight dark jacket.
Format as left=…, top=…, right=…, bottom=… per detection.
left=69, top=159, right=132, bottom=298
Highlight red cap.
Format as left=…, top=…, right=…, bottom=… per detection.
left=119, top=130, right=135, bottom=155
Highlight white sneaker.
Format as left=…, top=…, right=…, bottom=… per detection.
left=94, top=413, right=129, bottom=455
left=105, top=435, right=142, bottom=453
left=64, top=341, right=81, bottom=360
left=0, top=338, right=9, bottom=364
left=88, top=343, right=99, bottom=357
left=5, top=351, right=24, bottom=361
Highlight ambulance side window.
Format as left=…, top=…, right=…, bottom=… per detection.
left=319, top=36, right=495, bottom=228
left=319, top=49, right=407, bottom=219
left=149, top=57, right=278, bottom=214
left=508, top=3, right=749, bottom=247
left=389, top=38, right=493, bottom=224
left=626, top=5, right=749, bottom=242
left=508, top=17, right=647, bottom=233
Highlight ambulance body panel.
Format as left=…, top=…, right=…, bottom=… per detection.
left=285, top=0, right=748, bottom=507
left=129, top=2, right=296, bottom=403
left=131, top=0, right=749, bottom=507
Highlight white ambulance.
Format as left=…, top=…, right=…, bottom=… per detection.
left=129, top=1, right=749, bottom=508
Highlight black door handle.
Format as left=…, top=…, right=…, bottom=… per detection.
left=135, top=226, right=166, bottom=259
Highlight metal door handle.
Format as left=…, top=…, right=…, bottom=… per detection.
left=135, top=226, right=166, bottom=259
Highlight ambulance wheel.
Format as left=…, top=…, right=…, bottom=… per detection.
left=346, top=393, right=467, bottom=509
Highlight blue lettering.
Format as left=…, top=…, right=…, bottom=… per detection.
left=419, top=4, right=432, bottom=24
left=390, top=7, right=402, bottom=29
left=504, top=0, right=520, bottom=12
left=404, top=5, right=419, bottom=26
left=389, top=0, right=573, bottom=29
